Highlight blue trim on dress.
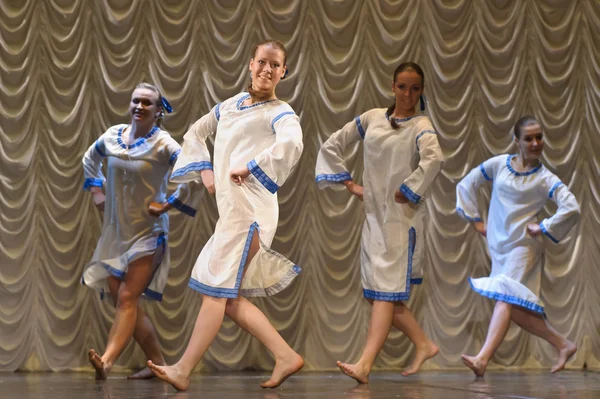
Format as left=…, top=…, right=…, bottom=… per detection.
left=315, top=172, right=352, bottom=184
left=468, top=278, right=545, bottom=316
left=456, top=207, right=482, bottom=223
left=400, top=184, right=421, bottom=204
left=385, top=114, right=424, bottom=123
left=83, top=178, right=103, bottom=190
left=271, top=112, right=295, bottom=133
left=215, top=103, right=221, bottom=121
left=363, top=227, right=417, bottom=302
left=479, top=164, right=492, bottom=181
left=549, top=182, right=563, bottom=199
left=236, top=93, right=277, bottom=110
left=169, top=149, right=181, bottom=166
left=540, top=222, right=559, bottom=244
left=247, top=159, right=279, bottom=194
left=171, top=161, right=213, bottom=179
left=415, top=129, right=436, bottom=151
left=94, top=139, right=106, bottom=157
left=167, top=195, right=197, bottom=217
left=116, top=125, right=159, bottom=149
left=355, top=116, right=366, bottom=139
left=292, top=265, right=302, bottom=274
left=506, top=154, right=543, bottom=176
left=188, top=222, right=260, bottom=298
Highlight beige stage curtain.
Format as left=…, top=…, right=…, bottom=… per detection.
left=1, top=0, right=598, bottom=372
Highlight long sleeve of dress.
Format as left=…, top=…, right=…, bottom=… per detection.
left=163, top=137, right=201, bottom=217
left=539, top=179, right=580, bottom=243
left=82, top=135, right=107, bottom=190
left=315, top=115, right=365, bottom=191
left=456, top=156, right=502, bottom=222
left=400, top=131, right=445, bottom=204
left=170, top=104, right=219, bottom=184
left=246, top=112, right=304, bottom=194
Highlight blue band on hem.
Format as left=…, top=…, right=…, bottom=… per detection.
left=456, top=207, right=482, bottom=223
left=400, top=184, right=421, bottom=204
left=247, top=159, right=279, bottom=194
left=540, top=222, right=559, bottom=244
left=468, top=278, right=546, bottom=317
left=189, top=278, right=239, bottom=298
left=171, top=161, right=213, bottom=179
left=315, top=172, right=352, bottom=183
left=215, top=103, right=221, bottom=121
left=83, top=178, right=103, bottom=190
left=167, top=195, right=197, bottom=217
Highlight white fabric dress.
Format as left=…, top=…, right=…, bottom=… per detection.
left=315, top=109, right=445, bottom=301
left=456, top=154, right=580, bottom=315
left=82, top=124, right=200, bottom=301
left=171, top=92, right=303, bottom=298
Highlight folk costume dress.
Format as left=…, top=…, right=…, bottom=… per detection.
left=456, top=154, right=580, bottom=315
left=171, top=93, right=304, bottom=298
left=82, top=125, right=200, bottom=300
left=315, top=109, right=445, bottom=301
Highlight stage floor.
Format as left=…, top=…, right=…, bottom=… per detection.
left=0, top=370, right=598, bottom=398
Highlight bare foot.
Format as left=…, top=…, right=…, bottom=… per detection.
left=88, top=349, right=108, bottom=380
left=148, top=360, right=190, bottom=391
left=551, top=341, right=577, bottom=374
left=128, top=366, right=156, bottom=379
left=260, top=353, right=304, bottom=389
left=336, top=360, right=369, bottom=384
left=461, top=354, right=486, bottom=377
left=402, top=341, right=439, bottom=376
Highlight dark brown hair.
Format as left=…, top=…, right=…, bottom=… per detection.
left=385, top=62, right=425, bottom=129
left=514, top=116, right=540, bottom=139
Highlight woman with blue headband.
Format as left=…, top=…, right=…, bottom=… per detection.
left=81, top=82, right=200, bottom=380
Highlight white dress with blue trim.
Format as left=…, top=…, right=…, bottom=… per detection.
left=81, top=124, right=200, bottom=301
left=456, top=154, right=580, bottom=316
left=315, top=109, right=445, bottom=301
left=171, top=93, right=303, bottom=298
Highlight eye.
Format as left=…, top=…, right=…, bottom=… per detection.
left=258, top=60, right=265, bottom=65
left=398, top=84, right=405, bottom=90
left=412, top=86, right=420, bottom=91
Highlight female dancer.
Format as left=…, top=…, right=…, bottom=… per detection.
left=316, top=62, right=445, bottom=383
left=456, top=116, right=579, bottom=376
left=82, top=83, right=199, bottom=379
left=149, top=40, right=304, bottom=391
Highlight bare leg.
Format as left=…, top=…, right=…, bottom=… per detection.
left=337, top=300, right=395, bottom=384
left=225, top=296, right=304, bottom=388
left=128, top=307, right=166, bottom=379
left=462, top=301, right=512, bottom=377
left=88, top=257, right=155, bottom=379
left=511, top=306, right=576, bottom=373
left=104, top=276, right=165, bottom=379
left=148, top=294, right=227, bottom=390
left=390, top=302, right=439, bottom=376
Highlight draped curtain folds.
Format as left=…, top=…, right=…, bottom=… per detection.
left=1, top=0, right=598, bottom=372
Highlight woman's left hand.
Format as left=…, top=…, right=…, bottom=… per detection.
left=230, top=166, right=251, bottom=185
left=148, top=201, right=172, bottom=217
left=394, top=190, right=409, bottom=204
left=527, top=223, right=542, bottom=237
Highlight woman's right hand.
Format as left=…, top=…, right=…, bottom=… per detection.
left=201, top=169, right=216, bottom=195
left=343, top=180, right=364, bottom=201
left=472, top=221, right=487, bottom=237
left=90, top=187, right=105, bottom=212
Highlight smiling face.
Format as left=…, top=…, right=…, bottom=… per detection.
left=516, top=123, right=544, bottom=161
left=248, top=44, right=286, bottom=96
left=392, top=70, right=424, bottom=115
left=129, top=88, right=161, bottom=126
